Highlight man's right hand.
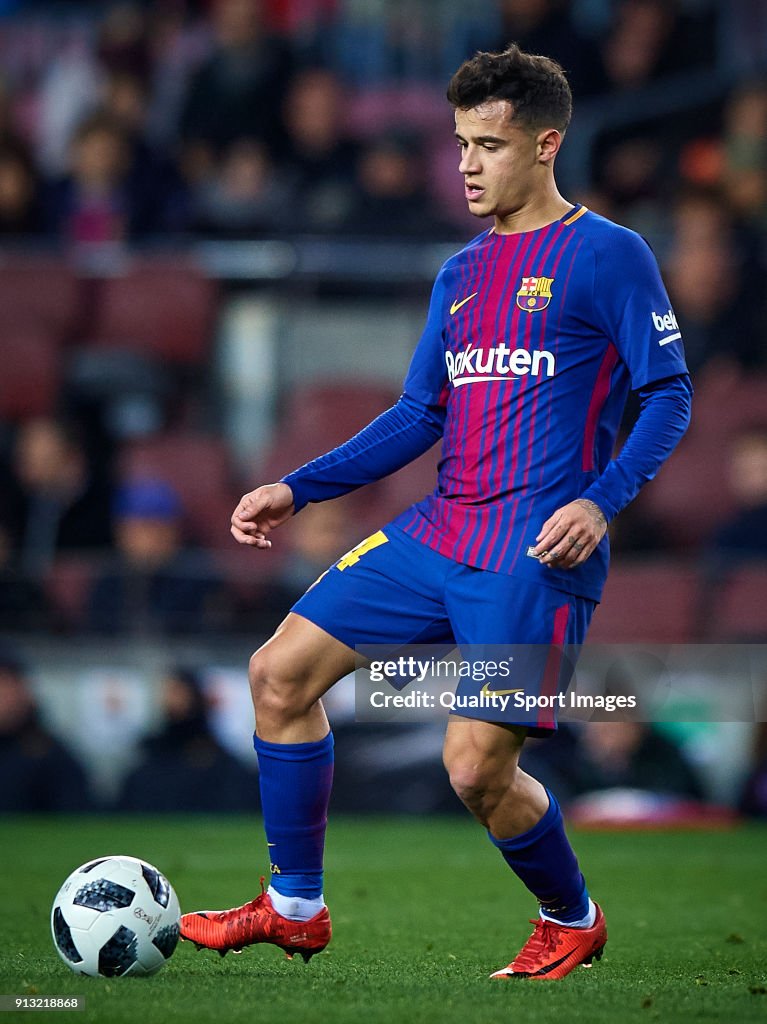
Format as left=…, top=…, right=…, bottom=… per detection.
left=230, top=482, right=295, bottom=548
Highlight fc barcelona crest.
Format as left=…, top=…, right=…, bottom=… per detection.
left=516, top=276, right=554, bottom=311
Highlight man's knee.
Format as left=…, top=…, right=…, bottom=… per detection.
left=248, top=645, right=314, bottom=723
left=446, top=759, right=507, bottom=807
left=443, top=743, right=521, bottom=821
left=446, top=763, right=488, bottom=809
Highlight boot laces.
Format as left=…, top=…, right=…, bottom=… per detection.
left=221, top=878, right=271, bottom=945
left=512, top=918, right=564, bottom=973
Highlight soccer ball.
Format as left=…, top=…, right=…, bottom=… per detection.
left=51, top=855, right=180, bottom=977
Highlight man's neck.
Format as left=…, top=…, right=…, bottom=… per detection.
left=493, top=189, right=573, bottom=235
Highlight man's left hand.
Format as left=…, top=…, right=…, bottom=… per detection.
left=532, top=499, right=608, bottom=570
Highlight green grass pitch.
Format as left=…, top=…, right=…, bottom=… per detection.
left=1, top=816, right=765, bottom=1024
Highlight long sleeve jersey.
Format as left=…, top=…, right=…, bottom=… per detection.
left=284, top=205, right=692, bottom=601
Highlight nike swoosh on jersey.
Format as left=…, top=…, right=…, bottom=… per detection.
left=450, top=292, right=478, bottom=315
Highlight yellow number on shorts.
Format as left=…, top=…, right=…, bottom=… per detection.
left=336, top=530, right=389, bottom=571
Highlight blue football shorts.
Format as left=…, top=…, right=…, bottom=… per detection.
left=291, top=524, right=596, bottom=735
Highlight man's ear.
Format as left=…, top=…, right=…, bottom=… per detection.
left=537, top=128, right=563, bottom=165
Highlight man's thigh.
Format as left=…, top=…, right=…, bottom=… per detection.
left=444, top=567, right=596, bottom=735
left=291, top=526, right=455, bottom=648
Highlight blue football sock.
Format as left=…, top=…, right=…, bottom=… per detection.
left=253, top=731, right=334, bottom=901
left=488, top=789, right=590, bottom=925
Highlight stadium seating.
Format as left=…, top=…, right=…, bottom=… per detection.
left=89, top=261, right=218, bottom=366
left=686, top=366, right=767, bottom=439
left=588, top=561, right=699, bottom=643
left=259, top=381, right=394, bottom=476
left=638, top=437, right=732, bottom=549
left=0, top=259, right=80, bottom=337
left=0, top=325, right=61, bottom=420
left=279, top=381, right=397, bottom=446
left=704, top=565, right=767, bottom=640
left=639, top=370, right=767, bottom=550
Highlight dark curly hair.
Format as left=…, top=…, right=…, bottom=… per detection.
left=447, top=43, right=572, bottom=134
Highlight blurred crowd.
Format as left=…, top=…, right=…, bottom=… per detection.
left=0, top=652, right=259, bottom=812
left=2, top=646, right=766, bottom=818
left=0, top=0, right=762, bottom=250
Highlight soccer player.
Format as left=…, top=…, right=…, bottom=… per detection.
left=180, top=44, right=692, bottom=979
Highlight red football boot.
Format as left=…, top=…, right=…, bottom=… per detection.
left=490, top=903, right=607, bottom=980
left=180, top=881, right=331, bottom=961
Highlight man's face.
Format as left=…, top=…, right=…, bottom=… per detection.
left=454, top=100, right=542, bottom=224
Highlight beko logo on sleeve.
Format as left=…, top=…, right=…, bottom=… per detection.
left=651, top=309, right=682, bottom=346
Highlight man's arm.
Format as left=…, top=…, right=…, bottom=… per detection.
left=532, top=374, right=692, bottom=569
left=231, top=393, right=445, bottom=548
left=282, top=393, right=445, bottom=512
left=232, top=268, right=451, bottom=548
left=534, top=224, right=692, bottom=571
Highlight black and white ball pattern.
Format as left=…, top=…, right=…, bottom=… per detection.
left=51, top=856, right=180, bottom=977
